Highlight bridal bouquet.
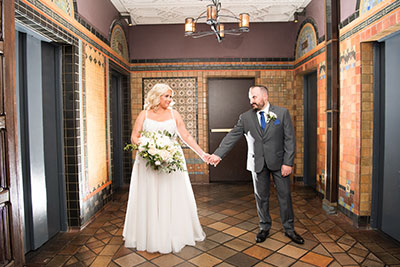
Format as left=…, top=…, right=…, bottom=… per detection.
left=124, top=130, right=185, bottom=173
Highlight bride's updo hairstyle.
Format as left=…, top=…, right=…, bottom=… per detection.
left=144, top=83, right=175, bottom=110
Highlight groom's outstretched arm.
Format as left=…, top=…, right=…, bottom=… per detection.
left=213, top=114, right=245, bottom=161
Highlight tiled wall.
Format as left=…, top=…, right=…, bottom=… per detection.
left=337, top=0, right=400, bottom=221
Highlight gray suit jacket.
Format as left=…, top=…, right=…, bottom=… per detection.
left=214, top=105, right=295, bottom=173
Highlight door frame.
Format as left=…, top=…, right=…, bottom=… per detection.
left=109, top=62, right=131, bottom=187
left=371, top=42, right=385, bottom=229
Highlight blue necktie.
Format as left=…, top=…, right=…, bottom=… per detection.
left=259, top=111, right=266, bottom=131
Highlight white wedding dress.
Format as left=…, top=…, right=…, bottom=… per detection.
left=123, top=111, right=205, bottom=253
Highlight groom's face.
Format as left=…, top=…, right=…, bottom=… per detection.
left=249, top=87, right=268, bottom=111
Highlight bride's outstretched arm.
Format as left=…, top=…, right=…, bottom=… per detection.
left=131, top=110, right=146, bottom=145
left=174, top=110, right=209, bottom=162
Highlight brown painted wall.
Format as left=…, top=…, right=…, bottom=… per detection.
left=129, top=23, right=298, bottom=60
left=341, top=0, right=358, bottom=21
left=75, top=0, right=121, bottom=39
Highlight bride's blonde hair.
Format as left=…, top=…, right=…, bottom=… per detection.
left=144, top=83, right=175, bottom=110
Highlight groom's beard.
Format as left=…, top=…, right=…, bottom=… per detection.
left=251, top=100, right=265, bottom=111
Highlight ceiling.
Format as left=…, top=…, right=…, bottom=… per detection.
left=110, top=0, right=312, bottom=25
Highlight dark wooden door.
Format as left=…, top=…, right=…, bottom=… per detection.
left=1, top=0, right=24, bottom=266
left=304, top=71, right=317, bottom=187
left=208, top=78, right=254, bottom=182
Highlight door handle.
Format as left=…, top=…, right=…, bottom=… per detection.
left=210, top=128, right=232, bottom=133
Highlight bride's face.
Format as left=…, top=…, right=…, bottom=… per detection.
left=159, top=90, right=173, bottom=109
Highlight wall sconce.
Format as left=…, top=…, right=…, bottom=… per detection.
left=120, top=13, right=133, bottom=27
left=293, top=10, right=306, bottom=23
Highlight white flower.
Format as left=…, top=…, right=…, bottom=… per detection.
left=159, top=150, right=172, bottom=161
left=266, top=111, right=277, bottom=123
left=157, top=135, right=172, bottom=148
left=148, top=147, right=158, bottom=156
left=155, top=161, right=161, bottom=166
left=139, top=136, right=151, bottom=145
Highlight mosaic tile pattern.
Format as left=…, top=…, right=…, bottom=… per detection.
left=296, top=23, right=317, bottom=59
left=143, top=78, right=198, bottom=142
left=360, top=0, right=384, bottom=15
left=25, top=183, right=400, bottom=266
left=110, top=24, right=129, bottom=61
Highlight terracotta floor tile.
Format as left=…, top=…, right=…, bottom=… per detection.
left=175, top=246, right=203, bottom=260
left=235, top=221, right=258, bottom=231
left=300, top=251, right=333, bottom=267
left=208, top=245, right=237, bottom=260
left=243, top=245, right=273, bottom=260
left=220, top=216, right=242, bottom=226
left=224, top=239, right=253, bottom=251
left=278, top=244, right=308, bottom=259
left=264, top=252, right=296, bottom=267
left=194, top=239, right=220, bottom=251
left=225, top=252, right=259, bottom=267
left=238, top=232, right=257, bottom=243
left=46, top=255, right=70, bottom=267
left=253, top=262, right=275, bottom=267
left=189, top=253, right=222, bottom=267
left=332, top=252, right=358, bottom=265
left=90, top=255, right=112, bottom=266
left=208, top=222, right=231, bottom=231
left=312, top=244, right=331, bottom=257
left=270, top=232, right=291, bottom=243
left=223, top=226, right=247, bottom=237
left=208, top=232, right=235, bottom=244
left=135, top=250, right=161, bottom=260
left=100, top=245, right=120, bottom=256
left=257, top=238, right=286, bottom=251
left=321, top=242, right=344, bottom=253
left=114, top=252, right=146, bottom=266
left=151, top=254, right=183, bottom=267
left=208, top=213, right=228, bottom=221
left=361, top=259, right=386, bottom=266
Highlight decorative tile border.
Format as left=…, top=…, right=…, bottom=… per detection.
left=131, top=62, right=294, bottom=72
left=131, top=57, right=295, bottom=64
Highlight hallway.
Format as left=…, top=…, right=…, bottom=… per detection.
left=25, top=183, right=400, bottom=267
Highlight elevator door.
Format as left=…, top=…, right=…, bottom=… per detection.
left=381, top=32, right=400, bottom=242
left=304, top=72, right=317, bottom=187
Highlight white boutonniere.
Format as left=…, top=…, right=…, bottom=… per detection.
left=266, top=111, right=277, bottom=123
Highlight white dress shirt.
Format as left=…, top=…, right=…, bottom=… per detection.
left=256, top=103, right=270, bottom=127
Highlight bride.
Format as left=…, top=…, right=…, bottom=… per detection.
left=123, top=83, right=207, bottom=253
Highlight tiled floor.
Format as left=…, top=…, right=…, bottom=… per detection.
left=25, top=183, right=400, bottom=266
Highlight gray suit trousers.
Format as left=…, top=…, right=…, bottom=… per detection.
left=252, top=163, right=294, bottom=232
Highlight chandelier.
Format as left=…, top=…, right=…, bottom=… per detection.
left=184, top=0, right=250, bottom=43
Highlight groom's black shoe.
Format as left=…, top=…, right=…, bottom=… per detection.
left=256, top=229, right=269, bottom=243
left=285, top=231, right=304, bottom=244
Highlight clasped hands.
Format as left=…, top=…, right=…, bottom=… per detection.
left=201, top=153, right=221, bottom=166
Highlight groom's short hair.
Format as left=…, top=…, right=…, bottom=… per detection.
left=250, top=85, right=269, bottom=96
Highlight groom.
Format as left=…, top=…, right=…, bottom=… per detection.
left=207, top=85, right=304, bottom=244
